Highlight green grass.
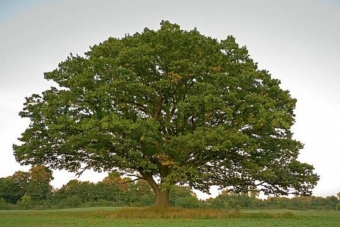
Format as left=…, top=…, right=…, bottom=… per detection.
left=0, top=208, right=339, bottom=227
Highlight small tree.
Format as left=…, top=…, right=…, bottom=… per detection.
left=14, top=21, right=319, bottom=208
left=17, top=194, right=32, bottom=210
left=336, top=203, right=340, bottom=211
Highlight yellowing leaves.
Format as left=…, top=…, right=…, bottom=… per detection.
left=212, top=66, right=222, bottom=72
left=168, top=71, right=182, bottom=84
left=152, top=153, right=175, bottom=166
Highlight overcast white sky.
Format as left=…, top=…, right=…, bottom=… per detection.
left=1, top=0, right=339, bottom=199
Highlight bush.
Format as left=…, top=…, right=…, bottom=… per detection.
left=17, top=195, right=32, bottom=210
left=57, top=195, right=82, bottom=208
left=0, top=198, right=8, bottom=210
left=174, top=197, right=201, bottom=208
left=42, top=200, right=52, bottom=209
left=336, top=203, right=340, bottom=210
left=210, top=198, right=230, bottom=209
left=66, top=195, right=82, bottom=208
left=323, top=205, right=331, bottom=210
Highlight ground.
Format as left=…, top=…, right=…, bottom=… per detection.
left=1, top=207, right=340, bottom=227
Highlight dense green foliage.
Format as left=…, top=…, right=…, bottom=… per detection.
left=0, top=170, right=201, bottom=209
left=14, top=21, right=318, bottom=207
left=208, top=192, right=340, bottom=210
left=0, top=166, right=52, bottom=205
left=0, top=169, right=339, bottom=211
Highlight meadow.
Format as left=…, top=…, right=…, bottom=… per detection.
left=0, top=207, right=339, bottom=227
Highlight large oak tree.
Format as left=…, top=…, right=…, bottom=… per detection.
left=14, top=21, right=319, bottom=207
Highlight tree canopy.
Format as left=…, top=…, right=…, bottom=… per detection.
left=14, top=21, right=319, bottom=207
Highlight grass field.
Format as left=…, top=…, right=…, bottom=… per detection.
left=0, top=207, right=339, bottom=227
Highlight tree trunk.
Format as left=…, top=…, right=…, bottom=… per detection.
left=139, top=170, right=170, bottom=208
left=154, top=188, right=170, bottom=208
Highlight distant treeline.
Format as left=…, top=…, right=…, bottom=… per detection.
left=1, top=166, right=340, bottom=210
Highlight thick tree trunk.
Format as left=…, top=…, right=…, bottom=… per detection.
left=139, top=169, right=171, bottom=208
left=154, top=188, right=170, bottom=208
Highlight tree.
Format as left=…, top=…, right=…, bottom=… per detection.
left=14, top=21, right=319, bottom=208
left=0, top=167, right=52, bottom=204
left=26, top=166, right=53, bottom=201
left=11, top=171, right=30, bottom=196
left=94, top=171, right=127, bottom=203
left=0, top=177, right=21, bottom=204
left=0, top=171, right=30, bottom=204
left=55, top=180, right=94, bottom=202
left=126, top=179, right=154, bottom=206
left=102, top=171, right=127, bottom=192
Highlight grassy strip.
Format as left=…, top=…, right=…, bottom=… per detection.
left=0, top=207, right=298, bottom=219
left=90, top=207, right=298, bottom=219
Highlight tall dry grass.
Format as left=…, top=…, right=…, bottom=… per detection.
left=93, top=207, right=296, bottom=219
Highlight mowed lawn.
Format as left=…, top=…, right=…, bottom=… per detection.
left=0, top=208, right=339, bottom=227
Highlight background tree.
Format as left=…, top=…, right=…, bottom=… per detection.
left=26, top=165, right=53, bottom=201
left=55, top=180, right=94, bottom=203
left=169, top=185, right=201, bottom=208
left=14, top=21, right=319, bottom=207
left=126, top=179, right=154, bottom=207
left=93, top=171, right=127, bottom=204
left=0, top=171, right=29, bottom=204
left=0, top=177, right=22, bottom=204
left=0, top=167, right=53, bottom=205
left=102, top=171, right=127, bottom=192
left=12, top=171, right=30, bottom=198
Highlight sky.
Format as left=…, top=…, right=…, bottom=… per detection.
left=1, top=0, right=339, bottom=199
